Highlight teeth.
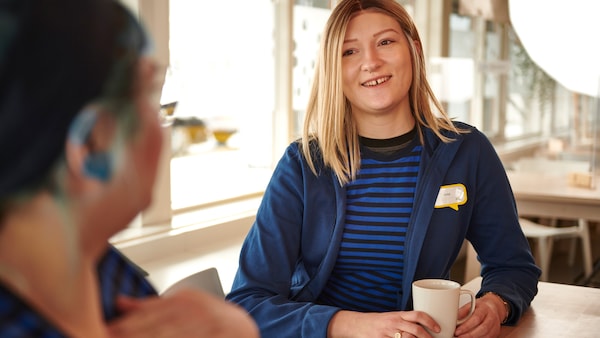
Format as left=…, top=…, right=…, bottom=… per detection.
left=363, top=76, right=390, bottom=87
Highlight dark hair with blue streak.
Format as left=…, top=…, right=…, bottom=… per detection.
left=0, top=0, right=149, bottom=207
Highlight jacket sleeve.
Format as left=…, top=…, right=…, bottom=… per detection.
left=226, top=143, right=340, bottom=337
left=464, top=129, right=541, bottom=325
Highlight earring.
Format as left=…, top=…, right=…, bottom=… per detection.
left=83, top=152, right=112, bottom=182
left=68, top=106, right=112, bottom=181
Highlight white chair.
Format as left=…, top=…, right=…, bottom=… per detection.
left=161, top=267, right=226, bottom=298
left=519, top=218, right=593, bottom=282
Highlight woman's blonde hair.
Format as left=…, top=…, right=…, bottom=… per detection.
left=301, top=0, right=463, bottom=185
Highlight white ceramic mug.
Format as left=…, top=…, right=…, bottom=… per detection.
left=412, top=279, right=476, bottom=338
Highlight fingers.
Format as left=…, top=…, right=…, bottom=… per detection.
left=455, top=298, right=502, bottom=337
left=394, top=332, right=416, bottom=338
left=400, top=311, right=440, bottom=335
left=457, top=302, right=472, bottom=319
left=393, top=330, right=420, bottom=338
left=387, top=311, right=438, bottom=338
left=114, top=295, right=152, bottom=312
left=109, top=290, right=260, bottom=338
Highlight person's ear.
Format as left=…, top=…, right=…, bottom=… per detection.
left=413, top=39, right=422, bottom=56
left=66, top=106, right=114, bottom=182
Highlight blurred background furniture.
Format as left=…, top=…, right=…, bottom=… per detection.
left=464, top=217, right=594, bottom=283
left=519, top=218, right=592, bottom=281
left=508, top=169, right=599, bottom=276
left=463, top=163, right=599, bottom=284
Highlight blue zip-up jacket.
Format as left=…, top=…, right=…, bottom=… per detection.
left=227, top=123, right=540, bottom=337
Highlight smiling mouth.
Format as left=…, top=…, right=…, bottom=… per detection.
left=362, top=76, right=391, bottom=87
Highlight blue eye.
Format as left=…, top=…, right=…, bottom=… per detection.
left=380, top=39, right=394, bottom=46
left=342, top=49, right=355, bottom=57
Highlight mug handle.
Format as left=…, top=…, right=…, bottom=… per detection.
left=457, top=289, right=476, bottom=325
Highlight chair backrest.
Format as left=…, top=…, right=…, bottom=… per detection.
left=161, top=267, right=225, bottom=298
left=463, top=241, right=481, bottom=282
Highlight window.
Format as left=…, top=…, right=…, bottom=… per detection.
left=447, top=3, right=573, bottom=143
left=165, top=0, right=278, bottom=211
left=292, top=2, right=332, bottom=137
left=136, top=0, right=336, bottom=218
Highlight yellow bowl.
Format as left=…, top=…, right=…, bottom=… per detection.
left=213, top=129, right=237, bottom=145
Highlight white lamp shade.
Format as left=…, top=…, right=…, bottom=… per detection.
left=509, top=0, right=600, bottom=97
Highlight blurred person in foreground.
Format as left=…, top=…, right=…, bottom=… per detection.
left=226, top=0, right=540, bottom=337
left=0, top=0, right=258, bottom=337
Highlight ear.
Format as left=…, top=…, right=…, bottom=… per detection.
left=65, top=106, right=115, bottom=182
left=68, top=107, right=99, bottom=145
left=413, top=39, right=422, bottom=56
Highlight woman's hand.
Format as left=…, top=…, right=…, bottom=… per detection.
left=454, top=293, right=506, bottom=338
left=107, top=289, right=259, bottom=338
left=327, top=310, right=440, bottom=338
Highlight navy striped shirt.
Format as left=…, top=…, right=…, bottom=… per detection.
left=319, top=132, right=421, bottom=311
left=0, top=245, right=157, bottom=337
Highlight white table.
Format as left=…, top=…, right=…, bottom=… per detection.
left=463, top=277, right=600, bottom=338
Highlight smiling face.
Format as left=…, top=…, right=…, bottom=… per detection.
left=341, top=10, right=415, bottom=134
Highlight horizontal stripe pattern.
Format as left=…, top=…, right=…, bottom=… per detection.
left=0, top=246, right=157, bottom=336
left=319, top=145, right=421, bottom=311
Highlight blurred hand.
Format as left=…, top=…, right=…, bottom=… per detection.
left=108, top=289, right=259, bottom=338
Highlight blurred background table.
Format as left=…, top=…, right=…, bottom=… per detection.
left=464, top=167, right=600, bottom=284
left=506, top=170, right=600, bottom=222
left=463, top=277, right=600, bottom=337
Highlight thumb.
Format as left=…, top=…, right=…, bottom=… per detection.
left=114, top=295, right=144, bottom=313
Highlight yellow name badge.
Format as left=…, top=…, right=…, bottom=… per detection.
left=434, top=183, right=467, bottom=211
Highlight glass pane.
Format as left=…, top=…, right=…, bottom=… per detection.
left=165, top=0, right=275, bottom=210
left=481, top=24, right=502, bottom=137
left=447, top=9, right=544, bottom=140
left=292, top=2, right=332, bottom=138
left=295, top=0, right=330, bottom=9
left=445, top=13, right=474, bottom=123
left=507, top=28, right=550, bottom=138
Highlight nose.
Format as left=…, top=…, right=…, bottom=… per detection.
left=361, top=46, right=382, bottom=73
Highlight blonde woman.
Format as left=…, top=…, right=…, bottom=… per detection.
left=0, top=1, right=257, bottom=337
left=227, top=0, right=540, bottom=337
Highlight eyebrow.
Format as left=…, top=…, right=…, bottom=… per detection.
left=343, top=28, right=401, bottom=44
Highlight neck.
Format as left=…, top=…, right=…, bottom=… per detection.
left=355, top=108, right=416, bottom=139
left=0, top=193, right=108, bottom=337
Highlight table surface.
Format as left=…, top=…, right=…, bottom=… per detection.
left=506, top=170, right=600, bottom=221
left=507, top=170, right=600, bottom=204
left=463, top=277, right=600, bottom=337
